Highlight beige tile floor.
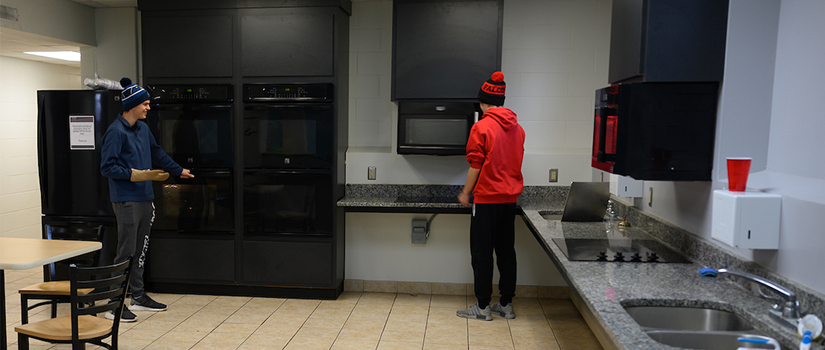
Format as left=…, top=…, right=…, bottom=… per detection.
left=4, top=267, right=602, bottom=350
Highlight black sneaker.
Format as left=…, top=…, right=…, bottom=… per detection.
left=130, top=294, right=167, bottom=312
left=105, top=307, right=137, bottom=322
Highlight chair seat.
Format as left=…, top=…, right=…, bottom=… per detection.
left=15, top=315, right=113, bottom=341
left=19, top=281, right=94, bottom=296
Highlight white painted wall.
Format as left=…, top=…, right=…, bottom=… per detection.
left=616, top=0, right=825, bottom=293
left=0, top=1, right=138, bottom=239
left=0, top=56, right=80, bottom=238
left=345, top=0, right=612, bottom=286
left=0, top=0, right=96, bottom=46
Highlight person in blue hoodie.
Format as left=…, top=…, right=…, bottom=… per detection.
left=100, top=77, right=193, bottom=322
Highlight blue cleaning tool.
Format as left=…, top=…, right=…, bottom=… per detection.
left=699, top=268, right=718, bottom=277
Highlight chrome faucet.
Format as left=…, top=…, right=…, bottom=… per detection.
left=717, top=269, right=801, bottom=327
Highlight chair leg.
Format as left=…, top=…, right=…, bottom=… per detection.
left=51, top=301, right=58, bottom=318
left=20, top=295, right=29, bottom=324
left=17, top=333, right=30, bottom=350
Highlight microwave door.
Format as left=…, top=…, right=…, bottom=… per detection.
left=596, top=107, right=618, bottom=163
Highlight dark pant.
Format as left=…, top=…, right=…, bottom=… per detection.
left=470, top=203, right=517, bottom=308
left=112, top=201, right=154, bottom=299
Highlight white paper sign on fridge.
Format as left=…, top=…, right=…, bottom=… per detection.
left=69, top=115, right=95, bottom=150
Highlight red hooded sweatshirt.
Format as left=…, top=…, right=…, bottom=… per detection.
left=466, top=107, right=525, bottom=203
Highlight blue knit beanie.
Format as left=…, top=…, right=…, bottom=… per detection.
left=120, top=77, right=150, bottom=112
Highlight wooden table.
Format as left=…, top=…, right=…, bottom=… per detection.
left=1, top=237, right=102, bottom=350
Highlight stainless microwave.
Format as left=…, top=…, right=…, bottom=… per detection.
left=397, top=102, right=479, bottom=156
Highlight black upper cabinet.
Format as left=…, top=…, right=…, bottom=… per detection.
left=240, top=9, right=335, bottom=77
left=608, top=0, right=729, bottom=84
left=142, top=11, right=234, bottom=78
left=392, top=0, right=503, bottom=101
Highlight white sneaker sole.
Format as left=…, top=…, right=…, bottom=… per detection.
left=105, top=311, right=137, bottom=323
left=129, top=304, right=167, bottom=312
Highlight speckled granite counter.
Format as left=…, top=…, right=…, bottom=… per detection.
left=339, top=185, right=825, bottom=350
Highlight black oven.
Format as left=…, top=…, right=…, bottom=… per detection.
left=397, top=102, right=478, bottom=156
left=145, top=84, right=234, bottom=169
left=152, top=169, right=234, bottom=233
left=243, top=170, right=333, bottom=236
left=243, top=83, right=334, bottom=169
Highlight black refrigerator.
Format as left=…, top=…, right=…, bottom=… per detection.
left=37, top=90, right=121, bottom=280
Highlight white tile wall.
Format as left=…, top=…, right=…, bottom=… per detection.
left=345, top=0, right=610, bottom=286
left=0, top=56, right=80, bottom=238
left=346, top=0, right=612, bottom=186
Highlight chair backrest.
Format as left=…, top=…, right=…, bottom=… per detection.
left=68, top=257, right=132, bottom=345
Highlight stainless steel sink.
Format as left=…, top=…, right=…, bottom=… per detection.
left=623, top=305, right=787, bottom=349
left=624, top=305, right=756, bottom=331
left=646, top=331, right=780, bottom=350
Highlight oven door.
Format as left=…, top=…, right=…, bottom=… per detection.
left=243, top=170, right=333, bottom=236
left=152, top=169, right=234, bottom=233
left=146, top=104, right=234, bottom=169
left=243, top=104, right=334, bottom=169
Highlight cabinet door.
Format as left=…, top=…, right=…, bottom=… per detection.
left=242, top=240, right=333, bottom=286
left=142, top=12, right=234, bottom=78
left=608, top=0, right=645, bottom=84
left=393, top=0, right=502, bottom=100
left=147, top=236, right=235, bottom=283
left=240, top=9, right=334, bottom=77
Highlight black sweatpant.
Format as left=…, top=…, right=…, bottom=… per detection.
left=470, top=202, right=517, bottom=308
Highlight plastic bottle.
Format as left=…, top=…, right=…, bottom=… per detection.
left=604, top=199, right=618, bottom=230
left=800, top=330, right=812, bottom=350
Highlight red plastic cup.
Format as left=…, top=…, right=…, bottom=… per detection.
left=727, top=157, right=752, bottom=192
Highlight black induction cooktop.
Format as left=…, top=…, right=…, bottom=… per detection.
left=551, top=238, right=691, bottom=263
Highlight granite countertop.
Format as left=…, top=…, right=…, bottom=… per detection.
left=339, top=185, right=825, bottom=350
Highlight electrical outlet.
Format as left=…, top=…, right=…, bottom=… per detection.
left=549, top=169, right=558, bottom=183
left=368, top=166, right=376, bottom=180
left=648, top=187, right=653, bottom=207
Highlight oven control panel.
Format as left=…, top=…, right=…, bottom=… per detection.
left=147, top=84, right=233, bottom=102
left=244, top=83, right=333, bottom=102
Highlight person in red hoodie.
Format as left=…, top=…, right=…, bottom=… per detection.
left=457, top=71, right=525, bottom=321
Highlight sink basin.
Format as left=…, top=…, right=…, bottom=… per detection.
left=645, top=331, right=780, bottom=350
left=538, top=210, right=562, bottom=220
left=624, top=305, right=756, bottom=332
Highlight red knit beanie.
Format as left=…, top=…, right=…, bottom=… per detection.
left=478, top=71, right=506, bottom=106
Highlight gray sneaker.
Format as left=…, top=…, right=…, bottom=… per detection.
left=491, top=302, right=516, bottom=319
left=457, top=303, right=493, bottom=321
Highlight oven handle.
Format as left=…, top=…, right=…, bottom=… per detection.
left=150, top=104, right=233, bottom=110
left=244, top=169, right=332, bottom=176
left=244, top=104, right=333, bottom=110
left=183, top=169, right=231, bottom=177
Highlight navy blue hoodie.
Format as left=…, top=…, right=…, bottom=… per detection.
left=100, top=114, right=182, bottom=202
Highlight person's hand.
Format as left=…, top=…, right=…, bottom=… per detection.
left=130, top=169, right=169, bottom=182
left=458, top=191, right=472, bottom=207
left=180, top=168, right=194, bottom=178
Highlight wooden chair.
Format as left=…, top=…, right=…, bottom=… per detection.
left=19, top=225, right=104, bottom=323
left=15, top=258, right=132, bottom=350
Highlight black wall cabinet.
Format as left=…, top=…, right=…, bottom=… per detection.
left=142, top=12, right=234, bottom=78
left=241, top=9, right=335, bottom=77
left=608, top=0, right=729, bottom=84
left=392, top=0, right=503, bottom=101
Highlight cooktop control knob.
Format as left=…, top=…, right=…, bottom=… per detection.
left=647, top=252, right=660, bottom=262
left=630, top=252, right=642, bottom=262
left=613, top=252, right=625, bottom=262
left=596, top=251, right=608, bottom=261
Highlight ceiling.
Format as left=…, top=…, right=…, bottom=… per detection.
left=0, top=0, right=137, bottom=67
